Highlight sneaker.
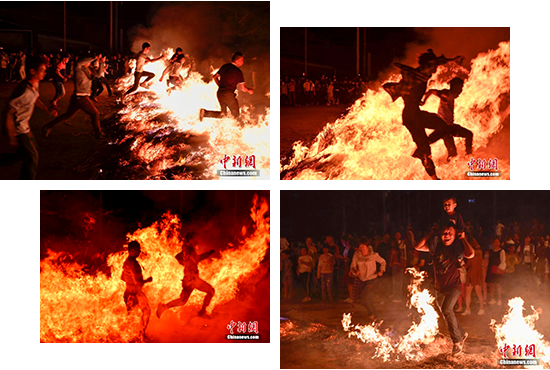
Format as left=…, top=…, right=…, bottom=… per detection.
left=497, top=300, right=502, bottom=306
left=156, top=303, right=166, bottom=318
left=199, top=108, right=205, bottom=122
left=488, top=299, right=496, bottom=305
left=477, top=308, right=485, bottom=315
left=452, top=332, right=468, bottom=356
left=344, top=298, right=353, bottom=303
left=302, top=297, right=309, bottom=303
left=455, top=306, right=463, bottom=313
left=461, top=308, right=471, bottom=316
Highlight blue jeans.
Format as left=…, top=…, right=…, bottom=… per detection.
left=439, top=288, right=466, bottom=344
left=53, top=81, right=65, bottom=100
left=358, top=278, right=378, bottom=317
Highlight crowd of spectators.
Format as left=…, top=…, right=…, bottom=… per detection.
left=281, top=214, right=550, bottom=317
left=280, top=75, right=368, bottom=107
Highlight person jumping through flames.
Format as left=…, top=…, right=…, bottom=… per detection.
left=199, top=52, right=254, bottom=121
left=121, top=241, right=153, bottom=336
left=421, top=77, right=473, bottom=156
left=414, top=221, right=474, bottom=356
left=156, top=232, right=216, bottom=319
left=383, top=49, right=463, bottom=179
left=159, top=53, right=186, bottom=93
left=124, top=42, right=165, bottom=96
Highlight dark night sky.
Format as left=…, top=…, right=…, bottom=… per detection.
left=281, top=191, right=550, bottom=242
left=0, top=1, right=270, bottom=56
left=280, top=27, right=510, bottom=80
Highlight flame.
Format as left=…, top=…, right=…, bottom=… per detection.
left=342, top=268, right=439, bottom=361
left=490, top=297, right=550, bottom=367
left=282, top=41, right=510, bottom=180
left=40, top=195, right=270, bottom=342
left=111, top=49, right=269, bottom=179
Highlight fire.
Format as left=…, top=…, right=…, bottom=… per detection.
left=40, top=195, right=270, bottom=342
left=282, top=41, right=510, bottom=180
left=342, top=268, right=439, bottom=361
left=110, top=49, right=269, bottom=179
left=490, top=297, right=550, bottom=367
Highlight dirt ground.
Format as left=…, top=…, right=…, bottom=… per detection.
left=280, top=275, right=550, bottom=368
left=280, top=104, right=350, bottom=156
left=0, top=80, right=121, bottom=180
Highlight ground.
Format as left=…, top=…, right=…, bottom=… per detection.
left=280, top=275, right=550, bottom=369
left=280, top=104, right=350, bottom=157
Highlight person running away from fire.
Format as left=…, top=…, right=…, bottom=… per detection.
left=383, top=49, right=463, bottom=179
left=121, top=240, right=153, bottom=336
left=414, top=221, right=474, bottom=356
left=156, top=231, right=216, bottom=319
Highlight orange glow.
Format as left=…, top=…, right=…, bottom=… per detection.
left=115, top=49, right=270, bottom=179
left=282, top=41, right=510, bottom=180
left=40, top=195, right=270, bottom=342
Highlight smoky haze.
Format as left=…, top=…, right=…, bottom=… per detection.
left=127, top=1, right=270, bottom=96
left=396, top=27, right=509, bottom=72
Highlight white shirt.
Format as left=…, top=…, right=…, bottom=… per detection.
left=9, top=83, right=39, bottom=135
left=351, top=251, right=386, bottom=282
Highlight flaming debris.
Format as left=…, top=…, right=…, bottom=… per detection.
left=40, top=195, right=269, bottom=342
left=281, top=41, right=509, bottom=180
left=490, top=297, right=550, bottom=367
left=110, top=49, right=269, bottom=179
left=342, top=269, right=439, bottom=361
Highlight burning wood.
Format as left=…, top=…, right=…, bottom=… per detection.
left=281, top=42, right=509, bottom=180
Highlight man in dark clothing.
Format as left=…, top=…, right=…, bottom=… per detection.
left=200, top=52, right=253, bottom=120
left=121, top=241, right=153, bottom=336
left=383, top=49, right=463, bottom=179
left=415, top=222, right=474, bottom=356
left=156, top=232, right=216, bottom=319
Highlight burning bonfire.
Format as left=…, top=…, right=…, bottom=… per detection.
left=103, top=49, right=269, bottom=179
left=342, top=269, right=440, bottom=361
left=40, top=195, right=269, bottom=342
left=491, top=298, right=550, bottom=367
left=281, top=41, right=509, bottom=180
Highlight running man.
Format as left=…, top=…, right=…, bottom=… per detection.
left=124, top=42, right=165, bottom=95
left=200, top=52, right=253, bottom=121
left=414, top=221, right=474, bottom=356
left=1, top=56, right=57, bottom=179
left=383, top=49, right=463, bottom=179
left=121, top=241, right=153, bottom=336
left=421, top=77, right=473, bottom=155
left=156, top=232, right=216, bottom=318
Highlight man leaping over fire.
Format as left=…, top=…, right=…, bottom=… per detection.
left=383, top=49, right=463, bottom=179
left=156, top=231, right=216, bottom=319
left=121, top=241, right=153, bottom=337
left=414, top=221, right=474, bottom=356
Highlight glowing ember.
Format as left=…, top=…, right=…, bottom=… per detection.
left=282, top=41, right=509, bottom=180
left=40, top=195, right=269, bottom=342
left=342, top=268, right=439, bottom=361
left=111, top=49, right=269, bottom=179
left=490, top=297, right=550, bottom=367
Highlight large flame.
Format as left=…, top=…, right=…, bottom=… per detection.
left=490, top=297, right=550, bottom=367
left=40, top=195, right=270, bottom=342
left=282, top=41, right=510, bottom=180
left=342, top=268, right=439, bottom=361
left=110, top=49, right=269, bottom=179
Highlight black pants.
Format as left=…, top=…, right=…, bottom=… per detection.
left=91, top=76, right=112, bottom=98
left=430, top=124, right=473, bottom=155
left=203, top=90, right=240, bottom=119
left=125, top=71, right=155, bottom=95
left=0, top=133, right=39, bottom=179
left=44, top=95, right=101, bottom=137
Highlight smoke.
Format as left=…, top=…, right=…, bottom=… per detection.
left=398, top=27, right=510, bottom=71
left=127, top=1, right=270, bottom=103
